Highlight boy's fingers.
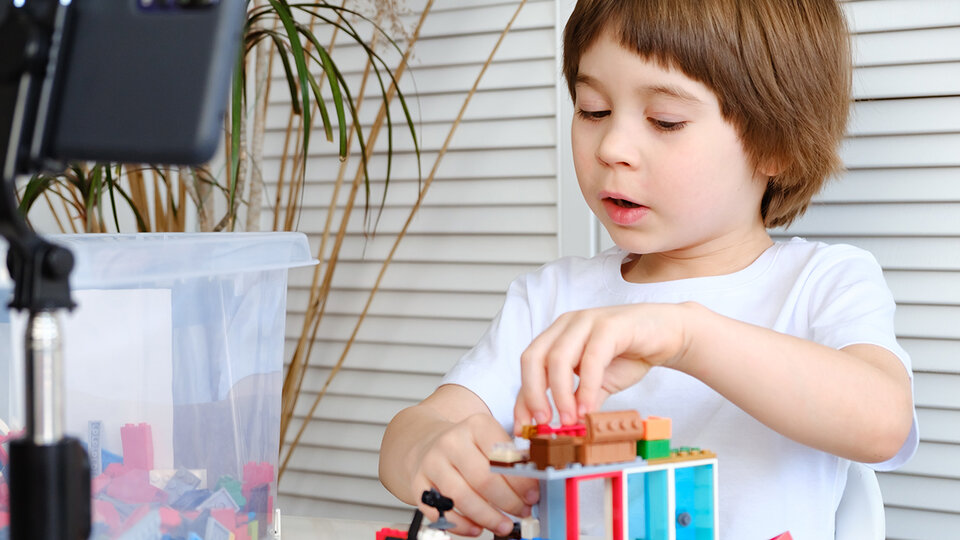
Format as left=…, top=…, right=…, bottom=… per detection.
left=425, top=460, right=515, bottom=536
left=519, top=346, right=551, bottom=425
left=513, top=398, right=534, bottom=436
left=544, top=316, right=593, bottom=424
left=503, top=474, right=540, bottom=506
left=576, top=326, right=618, bottom=415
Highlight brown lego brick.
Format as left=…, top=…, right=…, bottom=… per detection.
left=577, top=441, right=636, bottom=466
left=529, top=435, right=582, bottom=470
left=584, top=410, right=644, bottom=443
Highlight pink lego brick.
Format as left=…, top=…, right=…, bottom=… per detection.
left=242, top=462, right=274, bottom=498
left=769, top=533, right=794, bottom=540
left=211, top=507, right=237, bottom=529
left=120, top=423, right=154, bottom=470
left=105, top=469, right=167, bottom=505
left=93, top=499, right=122, bottom=530
left=0, top=510, right=9, bottom=528
left=158, top=506, right=182, bottom=530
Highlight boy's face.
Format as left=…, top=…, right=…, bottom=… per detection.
left=572, top=31, right=768, bottom=258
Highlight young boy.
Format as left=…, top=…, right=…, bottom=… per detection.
left=380, top=1, right=917, bottom=538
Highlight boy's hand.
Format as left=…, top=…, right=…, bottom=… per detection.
left=514, top=303, right=691, bottom=429
left=387, top=385, right=540, bottom=538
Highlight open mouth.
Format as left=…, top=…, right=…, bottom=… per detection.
left=606, top=197, right=641, bottom=209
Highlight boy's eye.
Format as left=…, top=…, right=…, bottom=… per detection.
left=649, top=118, right=686, bottom=131
left=576, top=109, right=610, bottom=121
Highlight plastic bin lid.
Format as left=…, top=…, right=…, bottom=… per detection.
left=1, top=232, right=316, bottom=289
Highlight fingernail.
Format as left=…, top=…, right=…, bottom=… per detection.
left=468, top=526, right=482, bottom=536
left=578, top=403, right=588, bottom=416
left=560, top=412, right=572, bottom=425
left=525, top=489, right=540, bottom=504
left=534, top=411, right=548, bottom=424
left=497, top=521, right=515, bottom=535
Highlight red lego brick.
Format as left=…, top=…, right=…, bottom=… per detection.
left=105, top=468, right=167, bottom=505
left=769, top=533, right=794, bottom=540
left=376, top=527, right=407, bottom=540
left=211, top=507, right=237, bottom=529
left=120, top=423, right=154, bottom=470
left=158, top=506, right=181, bottom=530
left=0, top=510, right=9, bottom=528
left=242, top=461, right=274, bottom=499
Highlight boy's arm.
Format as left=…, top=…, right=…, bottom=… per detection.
left=679, top=303, right=913, bottom=463
left=516, top=302, right=914, bottom=463
left=380, top=383, right=539, bottom=537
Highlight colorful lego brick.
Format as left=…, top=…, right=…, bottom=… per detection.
left=535, top=423, right=587, bottom=438
left=88, top=420, right=104, bottom=477
left=198, top=488, right=241, bottom=512
left=637, top=439, right=671, bottom=460
left=211, top=507, right=237, bottom=529
left=233, top=522, right=252, bottom=540
left=578, top=440, right=637, bottom=466
left=163, top=468, right=203, bottom=500
left=158, top=506, right=182, bottom=530
left=102, top=450, right=124, bottom=473
left=585, top=410, right=643, bottom=443
left=106, top=468, right=168, bottom=505
left=646, top=447, right=717, bottom=465
left=171, top=489, right=213, bottom=511
left=117, top=509, right=160, bottom=540
left=247, top=520, right=258, bottom=540
left=93, top=499, right=122, bottom=530
left=769, top=533, right=793, bottom=540
left=245, top=484, right=269, bottom=514
left=376, top=527, right=407, bottom=540
left=120, top=423, right=154, bottom=470
left=529, top=435, right=581, bottom=470
left=641, top=416, right=671, bottom=441
left=241, top=462, right=273, bottom=499
left=216, top=475, right=246, bottom=507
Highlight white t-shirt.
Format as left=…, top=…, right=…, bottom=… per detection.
left=442, top=237, right=918, bottom=539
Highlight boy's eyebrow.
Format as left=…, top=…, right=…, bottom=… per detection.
left=575, top=74, right=704, bottom=106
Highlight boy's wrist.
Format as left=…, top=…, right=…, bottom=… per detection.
left=670, top=301, right=710, bottom=375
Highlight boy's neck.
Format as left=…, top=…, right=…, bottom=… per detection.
left=621, top=230, right=774, bottom=284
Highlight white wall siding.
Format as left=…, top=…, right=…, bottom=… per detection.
left=274, top=0, right=558, bottom=522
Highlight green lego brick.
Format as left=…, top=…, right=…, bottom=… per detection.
left=637, top=438, right=671, bottom=459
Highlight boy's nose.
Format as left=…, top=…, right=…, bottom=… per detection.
left=596, top=120, right=639, bottom=169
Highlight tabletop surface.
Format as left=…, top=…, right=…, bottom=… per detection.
left=280, top=515, right=492, bottom=540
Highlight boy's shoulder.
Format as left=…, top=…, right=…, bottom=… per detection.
left=776, top=236, right=881, bottom=269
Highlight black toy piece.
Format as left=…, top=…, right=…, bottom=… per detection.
left=421, top=488, right=455, bottom=531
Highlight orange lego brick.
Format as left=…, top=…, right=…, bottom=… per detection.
left=642, top=416, right=672, bottom=440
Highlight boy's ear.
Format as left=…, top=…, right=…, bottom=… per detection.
left=758, top=158, right=786, bottom=178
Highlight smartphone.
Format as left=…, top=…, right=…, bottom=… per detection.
left=45, top=0, right=246, bottom=165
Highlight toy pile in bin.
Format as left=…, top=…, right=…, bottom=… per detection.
left=0, top=422, right=274, bottom=540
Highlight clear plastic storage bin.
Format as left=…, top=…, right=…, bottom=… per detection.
left=0, top=232, right=315, bottom=540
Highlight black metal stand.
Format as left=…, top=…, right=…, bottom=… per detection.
left=1, top=1, right=90, bottom=539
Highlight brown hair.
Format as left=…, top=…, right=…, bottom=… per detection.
left=563, top=0, right=852, bottom=228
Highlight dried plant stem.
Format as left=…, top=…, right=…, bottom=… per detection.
left=41, top=191, right=68, bottom=234
left=280, top=0, right=527, bottom=479
left=246, top=7, right=273, bottom=232
left=278, top=2, right=433, bottom=459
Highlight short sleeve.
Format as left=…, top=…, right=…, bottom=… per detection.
left=806, top=246, right=918, bottom=470
left=441, top=275, right=533, bottom=433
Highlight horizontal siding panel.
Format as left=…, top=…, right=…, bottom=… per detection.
left=849, top=97, right=960, bottom=136
left=895, top=441, right=960, bottom=479
left=884, top=506, right=960, bottom=540
left=279, top=470, right=401, bottom=508
left=266, top=117, right=556, bottom=155
left=292, top=205, right=557, bottom=235
left=853, top=27, right=960, bottom=67
left=406, top=0, right=553, bottom=39
left=321, top=27, right=554, bottom=71
left=283, top=445, right=380, bottom=479
left=818, top=168, right=960, bottom=203
left=853, top=62, right=960, bottom=99
left=284, top=341, right=466, bottom=375
left=292, top=394, right=415, bottom=425
left=281, top=418, right=386, bottom=451
left=901, top=338, right=960, bottom=374
left=913, top=372, right=960, bottom=409
left=879, top=473, right=960, bottom=513
left=841, top=133, right=960, bottom=168
left=782, top=237, right=960, bottom=272
left=895, top=305, right=960, bottom=340
left=916, top=408, right=960, bottom=444
left=304, top=233, right=557, bottom=265
left=844, top=0, right=960, bottom=32
left=286, top=313, right=491, bottom=348
left=288, top=289, right=505, bottom=319
left=298, top=367, right=441, bottom=401
left=786, top=203, right=960, bottom=236
left=885, top=271, right=960, bottom=305
left=289, top=261, right=529, bottom=293
left=264, top=148, right=557, bottom=180
left=268, top=86, right=556, bottom=126
left=287, top=177, right=558, bottom=207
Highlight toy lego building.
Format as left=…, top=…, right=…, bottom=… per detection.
left=491, top=411, right=718, bottom=540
